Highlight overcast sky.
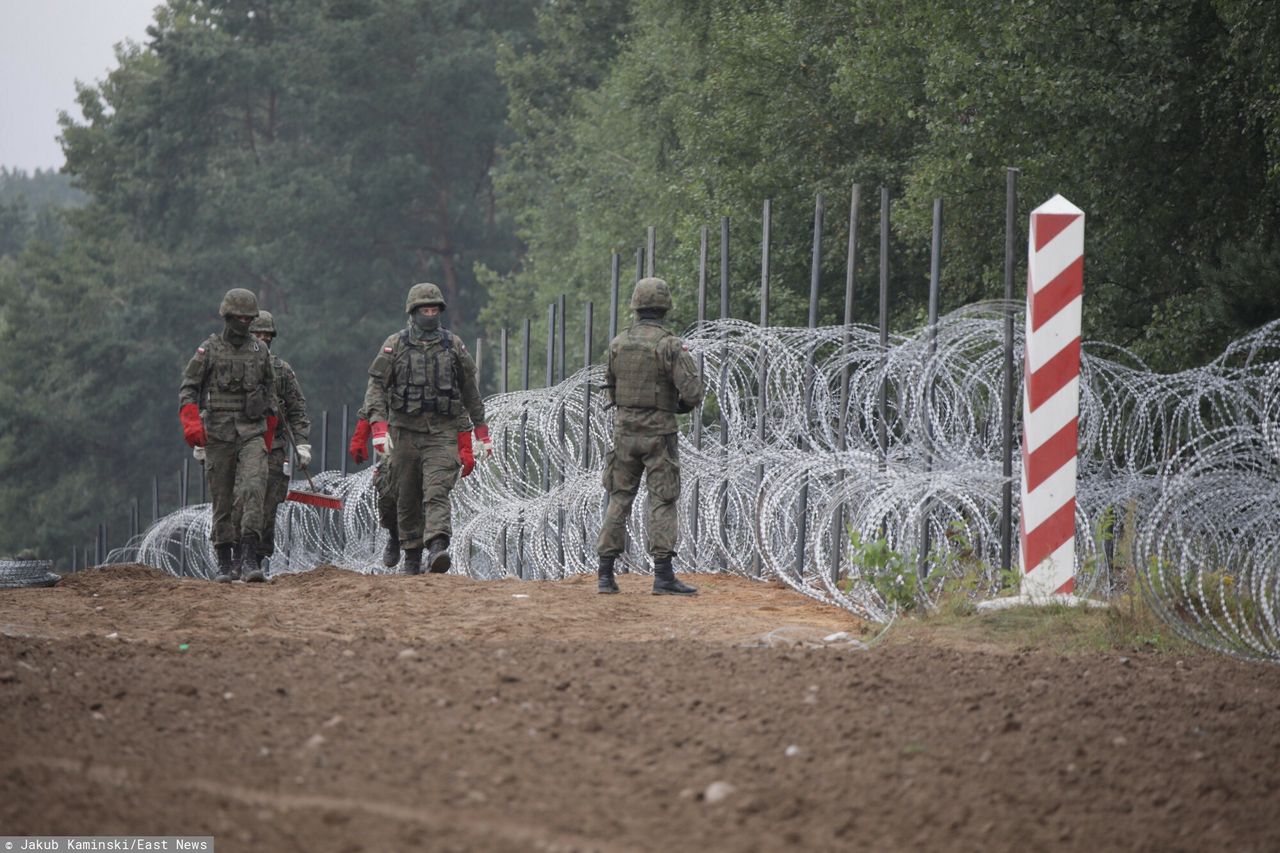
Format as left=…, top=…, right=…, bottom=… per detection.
left=0, top=0, right=161, bottom=173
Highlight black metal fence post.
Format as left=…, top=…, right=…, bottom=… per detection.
left=833, top=183, right=861, bottom=582
left=543, top=302, right=556, bottom=493
left=341, top=404, right=349, bottom=476
left=582, top=301, right=594, bottom=469
left=797, top=192, right=823, bottom=580
left=501, top=328, right=509, bottom=395
left=718, top=216, right=731, bottom=571
left=920, top=197, right=944, bottom=578
left=753, top=199, right=771, bottom=578
left=877, top=187, right=890, bottom=465
left=691, top=225, right=709, bottom=557
left=1001, top=168, right=1020, bottom=580
left=320, top=409, right=330, bottom=472
left=609, top=253, right=621, bottom=342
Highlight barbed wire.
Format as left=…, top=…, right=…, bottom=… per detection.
left=111, top=302, right=1280, bottom=661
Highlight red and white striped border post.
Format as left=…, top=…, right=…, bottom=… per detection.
left=1020, top=195, right=1084, bottom=598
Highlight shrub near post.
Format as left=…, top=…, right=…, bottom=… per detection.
left=1020, top=195, right=1084, bottom=598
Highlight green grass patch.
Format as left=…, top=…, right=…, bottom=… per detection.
left=890, top=589, right=1200, bottom=655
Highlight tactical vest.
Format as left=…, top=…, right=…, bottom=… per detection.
left=614, top=325, right=679, bottom=412
left=204, top=335, right=270, bottom=413
left=389, top=329, right=461, bottom=417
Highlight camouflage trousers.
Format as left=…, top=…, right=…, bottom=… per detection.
left=206, top=433, right=269, bottom=546
left=258, top=446, right=291, bottom=556
left=374, top=455, right=398, bottom=532
left=390, top=425, right=459, bottom=549
left=595, top=431, right=681, bottom=559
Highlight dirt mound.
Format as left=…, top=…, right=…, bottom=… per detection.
left=2, top=567, right=1279, bottom=852
left=58, top=562, right=177, bottom=588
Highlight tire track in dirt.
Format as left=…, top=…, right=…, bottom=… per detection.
left=10, top=755, right=640, bottom=853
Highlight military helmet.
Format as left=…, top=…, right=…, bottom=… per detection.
left=630, top=277, right=673, bottom=312
left=406, top=282, right=447, bottom=313
left=249, top=310, right=277, bottom=337
left=219, top=288, right=260, bottom=318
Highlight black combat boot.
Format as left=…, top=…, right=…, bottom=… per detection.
left=228, top=544, right=242, bottom=581
left=652, top=557, right=697, bottom=596
left=597, top=555, right=620, bottom=595
left=382, top=521, right=401, bottom=568
left=402, top=547, right=423, bottom=576
left=214, top=544, right=235, bottom=583
left=426, top=536, right=451, bottom=574
left=241, top=533, right=267, bottom=583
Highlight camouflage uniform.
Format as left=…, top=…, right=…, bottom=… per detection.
left=179, top=290, right=276, bottom=568
left=596, top=278, right=704, bottom=595
left=365, top=283, right=486, bottom=572
left=249, top=311, right=311, bottom=559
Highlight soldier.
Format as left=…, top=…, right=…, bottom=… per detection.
left=364, top=282, right=491, bottom=575
left=179, top=288, right=276, bottom=583
left=249, top=310, right=311, bottom=575
left=596, top=277, right=704, bottom=595
left=348, top=402, right=401, bottom=568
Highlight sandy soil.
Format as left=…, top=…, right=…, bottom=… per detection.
left=1, top=564, right=1278, bottom=852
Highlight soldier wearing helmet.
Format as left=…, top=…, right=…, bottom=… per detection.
left=248, top=310, right=311, bottom=575
left=348, top=398, right=401, bottom=569
left=363, top=282, right=491, bottom=574
left=595, top=277, right=704, bottom=595
left=179, top=288, right=277, bottom=582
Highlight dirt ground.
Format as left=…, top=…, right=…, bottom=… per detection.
left=2, top=564, right=1278, bottom=852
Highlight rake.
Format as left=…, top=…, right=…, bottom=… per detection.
left=279, top=417, right=343, bottom=511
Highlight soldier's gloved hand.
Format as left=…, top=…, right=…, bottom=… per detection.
left=264, top=415, right=278, bottom=452
left=179, top=403, right=206, bottom=448
left=457, top=431, right=475, bottom=478
left=192, top=446, right=206, bottom=463
left=371, top=421, right=393, bottom=455
left=296, top=444, right=313, bottom=468
left=348, top=418, right=372, bottom=464
left=474, top=424, right=493, bottom=458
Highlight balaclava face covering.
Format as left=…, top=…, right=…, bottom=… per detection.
left=225, top=315, right=252, bottom=343
left=412, top=310, right=442, bottom=339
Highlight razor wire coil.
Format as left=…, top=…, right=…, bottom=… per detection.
left=111, top=301, right=1280, bottom=662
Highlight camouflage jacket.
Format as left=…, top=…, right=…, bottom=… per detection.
left=605, top=320, right=704, bottom=435
left=179, top=330, right=276, bottom=443
left=364, top=327, right=485, bottom=435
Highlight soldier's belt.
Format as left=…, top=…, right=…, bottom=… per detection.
left=391, top=396, right=458, bottom=415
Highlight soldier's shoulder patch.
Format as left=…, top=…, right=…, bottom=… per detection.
left=682, top=344, right=690, bottom=351
left=195, top=346, right=206, bottom=360
left=383, top=345, right=394, bottom=354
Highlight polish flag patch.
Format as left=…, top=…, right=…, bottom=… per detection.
left=196, top=347, right=206, bottom=359
left=383, top=346, right=394, bottom=353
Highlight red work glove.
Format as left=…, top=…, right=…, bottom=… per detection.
left=457, top=430, right=475, bottom=478
left=264, top=415, right=278, bottom=452
left=180, top=403, right=206, bottom=448
left=474, top=424, right=493, bottom=458
left=371, top=421, right=393, bottom=454
left=348, top=418, right=372, bottom=464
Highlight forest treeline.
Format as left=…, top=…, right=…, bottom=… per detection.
left=2, top=0, right=1279, bottom=560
